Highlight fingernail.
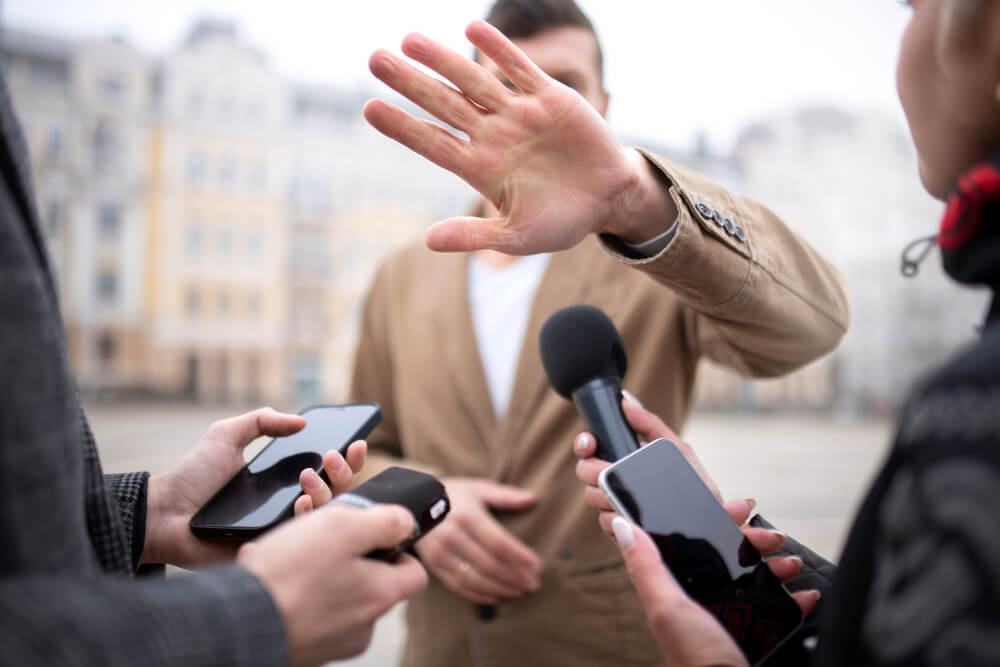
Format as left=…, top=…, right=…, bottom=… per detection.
left=329, top=453, right=345, bottom=472
left=302, top=469, right=322, bottom=491
left=621, top=389, right=643, bottom=409
left=744, top=498, right=757, bottom=514
left=574, top=434, right=589, bottom=453
left=612, top=516, right=635, bottom=552
left=771, top=530, right=789, bottom=546
left=807, top=588, right=822, bottom=601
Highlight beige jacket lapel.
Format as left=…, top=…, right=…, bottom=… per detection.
left=436, top=251, right=497, bottom=449
left=490, top=237, right=604, bottom=479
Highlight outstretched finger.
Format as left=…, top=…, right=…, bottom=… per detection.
left=363, top=99, right=470, bottom=181
left=465, top=21, right=549, bottom=95
left=369, top=44, right=487, bottom=133
left=400, top=32, right=509, bottom=113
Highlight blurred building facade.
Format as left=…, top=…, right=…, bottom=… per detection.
left=686, top=108, right=989, bottom=414
left=3, top=21, right=987, bottom=413
left=3, top=21, right=467, bottom=406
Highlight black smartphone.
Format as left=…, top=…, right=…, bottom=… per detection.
left=331, top=466, right=451, bottom=562
left=598, top=438, right=802, bottom=666
left=190, top=403, right=381, bottom=540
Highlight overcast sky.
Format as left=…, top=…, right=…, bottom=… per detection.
left=3, top=0, right=913, bottom=153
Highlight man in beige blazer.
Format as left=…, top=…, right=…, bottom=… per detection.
left=348, top=1, right=850, bottom=665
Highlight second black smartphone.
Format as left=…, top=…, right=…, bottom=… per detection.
left=190, top=403, right=381, bottom=540
left=598, top=438, right=802, bottom=666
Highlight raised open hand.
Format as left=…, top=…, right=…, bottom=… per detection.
left=364, top=20, right=674, bottom=255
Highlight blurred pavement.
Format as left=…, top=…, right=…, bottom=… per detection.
left=88, top=401, right=892, bottom=666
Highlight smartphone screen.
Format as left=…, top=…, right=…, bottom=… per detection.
left=599, top=438, right=802, bottom=665
left=190, top=403, right=381, bottom=539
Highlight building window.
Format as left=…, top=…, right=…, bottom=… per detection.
left=185, top=287, right=200, bottom=317
left=185, top=223, right=201, bottom=259
left=92, top=120, right=119, bottom=168
left=96, top=270, right=118, bottom=303
left=218, top=290, right=230, bottom=318
left=97, top=205, right=121, bottom=242
left=294, top=358, right=320, bottom=403
left=248, top=293, right=260, bottom=318
left=218, top=223, right=232, bottom=259
left=218, top=158, right=235, bottom=189
left=189, top=92, right=204, bottom=115
left=97, top=332, right=116, bottom=363
left=100, top=73, right=125, bottom=99
left=187, top=154, right=204, bottom=186
left=28, top=59, right=69, bottom=89
left=248, top=162, right=267, bottom=189
left=247, top=230, right=262, bottom=261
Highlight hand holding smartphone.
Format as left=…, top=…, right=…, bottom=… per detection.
left=599, top=438, right=802, bottom=666
left=190, top=403, right=381, bottom=539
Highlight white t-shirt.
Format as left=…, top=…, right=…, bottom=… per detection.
left=466, top=218, right=678, bottom=418
left=467, top=253, right=551, bottom=418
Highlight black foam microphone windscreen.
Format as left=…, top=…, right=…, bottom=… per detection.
left=539, top=305, right=627, bottom=398
left=539, top=305, right=639, bottom=461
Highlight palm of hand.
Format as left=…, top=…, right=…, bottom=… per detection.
left=149, top=427, right=250, bottom=567
left=465, top=86, right=633, bottom=255
left=364, top=21, right=641, bottom=255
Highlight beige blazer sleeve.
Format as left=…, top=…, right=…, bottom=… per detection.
left=602, top=149, right=850, bottom=377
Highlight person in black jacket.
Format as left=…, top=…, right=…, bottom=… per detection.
left=572, top=0, right=1000, bottom=664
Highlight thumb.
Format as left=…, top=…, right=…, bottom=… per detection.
left=328, top=504, right=416, bottom=557
left=425, top=217, right=512, bottom=253
left=214, top=407, right=306, bottom=450
left=612, top=516, right=686, bottom=612
left=471, top=480, right=538, bottom=511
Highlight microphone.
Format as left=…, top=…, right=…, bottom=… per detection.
left=539, top=305, right=640, bottom=462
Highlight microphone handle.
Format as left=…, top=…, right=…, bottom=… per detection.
left=571, top=377, right=640, bottom=462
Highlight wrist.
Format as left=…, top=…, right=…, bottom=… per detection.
left=140, top=473, right=172, bottom=565
left=600, top=148, right=678, bottom=243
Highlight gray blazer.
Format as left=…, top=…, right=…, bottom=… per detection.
left=0, top=73, right=287, bottom=665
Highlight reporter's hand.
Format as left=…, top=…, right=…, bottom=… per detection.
left=574, top=398, right=722, bottom=535
left=293, top=440, right=368, bottom=516
left=238, top=503, right=428, bottom=666
left=142, top=407, right=306, bottom=568
left=413, top=478, right=542, bottom=604
left=364, top=20, right=676, bottom=255
left=573, top=399, right=798, bottom=578
left=611, top=517, right=820, bottom=667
